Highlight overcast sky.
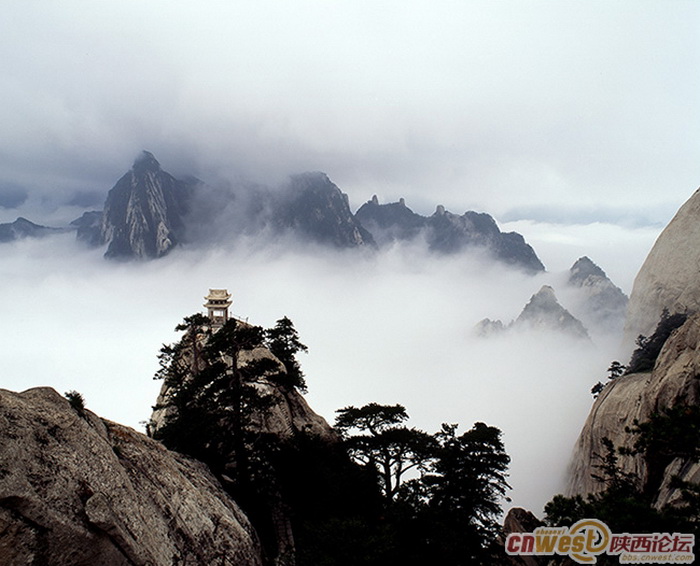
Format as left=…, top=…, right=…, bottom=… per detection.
left=1, top=1, right=698, bottom=516
left=0, top=1, right=698, bottom=225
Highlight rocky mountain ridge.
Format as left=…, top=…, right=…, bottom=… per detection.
left=355, top=195, right=544, bottom=272
left=2, top=151, right=544, bottom=270
left=0, top=216, right=68, bottom=242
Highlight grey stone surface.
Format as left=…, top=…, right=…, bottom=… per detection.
left=0, top=387, right=263, bottom=566
left=625, top=188, right=700, bottom=341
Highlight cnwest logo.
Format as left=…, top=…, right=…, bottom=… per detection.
left=505, top=518, right=694, bottom=565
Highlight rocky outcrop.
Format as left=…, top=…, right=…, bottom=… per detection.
left=625, top=188, right=700, bottom=341
left=149, top=318, right=337, bottom=566
left=99, top=151, right=195, bottom=259
left=0, top=387, right=263, bottom=566
left=568, top=189, right=700, bottom=506
left=567, top=256, right=628, bottom=334
left=151, top=342, right=336, bottom=444
left=273, top=172, right=376, bottom=249
left=498, top=508, right=546, bottom=566
left=355, top=196, right=545, bottom=272
left=567, top=313, right=700, bottom=506
left=0, top=217, right=67, bottom=243
left=566, top=372, right=649, bottom=497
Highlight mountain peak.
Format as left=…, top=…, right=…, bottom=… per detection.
left=289, top=171, right=331, bottom=186
left=515, top=285, right=590, bottom=338
left=100, top=153, right=192, bottom=259
left=569, top=256, right=607, bottom=284
left=132, top=150, right=161, bottom=173
left=567, top=256, right=629, bottom=334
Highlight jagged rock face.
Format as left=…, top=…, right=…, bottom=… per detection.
left=355, top=197, right=545, bottom=272
left=625, top=188, right=700, bottom=341
left=567, top=314, right=700, bottom=507
left=354, top=196, right=427, bottom=246
left=568, top=256, right=628, bottom=334
left=513, top=285, right=590, bottom=339
left=274, top=172, right=376, bottom=249
left=0, top=217, right=66, bottom=243
left=70, top=210, right=103, bottom=246
left=0, top=387, right=263, bottom=566
left=99, top=151, right=194, bottom=259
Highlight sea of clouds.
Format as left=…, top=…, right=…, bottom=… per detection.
left=0, top=219, right=660, bottom=514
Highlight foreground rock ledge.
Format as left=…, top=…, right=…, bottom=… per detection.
left=0, top=387, right=263, bottom=566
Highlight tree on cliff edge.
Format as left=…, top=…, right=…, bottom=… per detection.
left=153, top=315, right=298, bottom=564
left=152, top=315, right=284, bottom=503
left=335, top=403, right=435, bottom=501
left=264, top=316, right=309, bottom=392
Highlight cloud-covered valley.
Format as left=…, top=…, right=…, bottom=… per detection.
left=0, top=217, right=659, bottom=514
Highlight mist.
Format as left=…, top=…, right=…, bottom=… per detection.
left=0, top=216, right=660, bottom=515
left=1, top=2, right=698, bottom=230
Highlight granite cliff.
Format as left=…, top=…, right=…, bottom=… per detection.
left=567, top=188, right=700, bottom=509
left=625, top=187, right=700, bottom=341
left=567, top=312, right=700, bottom=508
left=0, top=387, right=263, bottom=566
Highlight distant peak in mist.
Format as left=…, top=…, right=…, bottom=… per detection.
left=132, top=150, right=161, bottom=173
left=289, top=171, right=331, bottom=184
left=356, top=196, right=544, bottom=272
left=567, top=256, right=628, bottom=334
left=476, top=255, right=629, bottom=340
left=0, top=216, right=67, bottom=243
left=569, top=256, right=606, bottom=283
left=100, top=152, right=193, bottom=259
left=476, top=284, right=590, bottom=340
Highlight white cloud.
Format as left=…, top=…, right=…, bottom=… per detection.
left=0, top=1, right=697, bottom=225
left=0, top=224, right=655, bottom=514
left=0, top=0, right=694, bottom=517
